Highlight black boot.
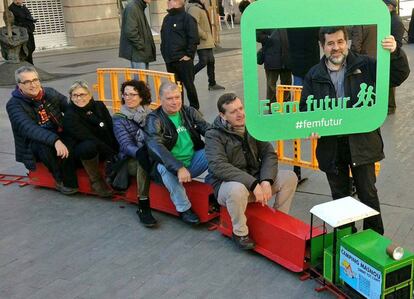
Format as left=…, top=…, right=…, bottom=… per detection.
left=81, top=155, right=113, bottom=198
left=137, top=199, right=157, bottom=228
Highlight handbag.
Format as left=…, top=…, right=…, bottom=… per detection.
left=105, top=156, right=130, bottom=191
left=257, top=48, right=264, bottom=65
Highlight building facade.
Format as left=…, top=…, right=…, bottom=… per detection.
left=0, top=0, right=167, bottom=52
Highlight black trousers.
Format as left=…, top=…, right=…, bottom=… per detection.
left=73, top=140, right=100, bottom=160
left=388, top=87, right=396, bottom=112
left=30, top=140, right=78, bottom=188
left=194, top=48, right=216, bottom=86
left=325, top=137, right=384, bottom=235
left=166, top=60, right=200, bottom=110
left=20, top=32, right=35, bottom=65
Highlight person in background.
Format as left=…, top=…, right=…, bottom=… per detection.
left=113, top=80, right=157, bottom=227
left=286, top=27, right=320, bottom=86
left=145, top=82, right=210, bottom=225
left=257, top=29, right=291, bottom=103
left=383, top=0, right=406, bottom=114
left=187, top=0, right=225, bottom=91
left=119, top=0, right=156, bottom=70
left=9, top=0, right=37, bottom=64
left=160, top=0, right=200, bottom=110
left=350, top=25, right=377, bottom=58
left=63, top=80, right=118, bottom=198
left=7, top=66, right=78, bottom=195
left=238, top=0, right=250, bottom=14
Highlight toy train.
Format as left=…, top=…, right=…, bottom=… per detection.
left=28, top=163, right=414, bottom=299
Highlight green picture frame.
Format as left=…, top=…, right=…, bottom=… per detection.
left=242, top=0, right=391, bottom=141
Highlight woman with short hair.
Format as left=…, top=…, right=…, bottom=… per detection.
left=63, top=80, right=118, bottom=198
left=112, top=80, right=156, bottom=227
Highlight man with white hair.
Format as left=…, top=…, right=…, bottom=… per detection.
left=145, top=82, right=210, bottom=225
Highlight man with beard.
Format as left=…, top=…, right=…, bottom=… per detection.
left=299, top=26, right=409, bottom=235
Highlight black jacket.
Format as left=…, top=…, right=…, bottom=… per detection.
left=205, top=116, right=278, bottom=197
left=286, top=27, right=320, bottom=78
left=160, top=7, right=199, bottom=63
left=144, top=105, right=209, bottom=174
left=391, top=11, right=405, bottom=49
left=9, top=3, right=36, bottom=34
left=300, top=50, right=408, bottom=173
left=63, top=100, right=118, bottom=158
left=6, top=87, right=68, bottom=170
left=257, top=29, right=290, bottom=70
left=118, top=0, right=156, bottom=63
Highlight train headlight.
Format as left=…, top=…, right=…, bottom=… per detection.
left=386, top=244, right=404, bottom=261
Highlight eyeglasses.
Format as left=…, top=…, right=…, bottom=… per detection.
left=19, top=78, right=40, bottom=85
left=122, top=93, right=139, bottom=98
left=71, top=93, right=89, bottom=99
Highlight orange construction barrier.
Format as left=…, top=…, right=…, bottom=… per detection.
left=93, top=68, right=177, bottom=113
left=275, top=85, right=380, bottom=176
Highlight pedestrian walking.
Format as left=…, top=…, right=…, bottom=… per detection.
left=187, top=0, right=225, bottom=91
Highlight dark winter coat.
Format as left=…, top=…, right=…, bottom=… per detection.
left=205, top=116, right=278, bottom=197
left=391, top=11, right=405, bottom=49
left=300, top=50, right=409, bottom=173
left=257, top=29, right=290, bottom=70
left=8, top=3, right=36, bottom=34
left=144, top=105, right=209, bottom=174
left=6, top=87, right=68, bottom=170
left=186, top=2, right=214, bottom=49
left=350, top=25, right=377, bottom=58
left=119, top=0, right=156, bottom=63
left=63, top=100, right=118, bottom=158
left=160, top=6, right=199, bottom=63
left=287, top=27, right=320, bottom=78
left=113, top=112, right=145, bottom=159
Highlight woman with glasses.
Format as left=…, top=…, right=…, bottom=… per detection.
left=63, top=80, right=118, bottom=198
left=112, top=80, right=157, bottom=227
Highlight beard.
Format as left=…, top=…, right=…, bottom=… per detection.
left=327, top=50, right=348, bottom=65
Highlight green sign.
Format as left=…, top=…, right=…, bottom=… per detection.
left=242, top=0, right=391, bottom=141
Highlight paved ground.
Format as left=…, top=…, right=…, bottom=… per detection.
left=0, top=27, right=413, bottom=299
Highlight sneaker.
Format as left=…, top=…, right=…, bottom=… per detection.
left=208, top=84, right=225, bottom=91
left=179, top=208, right=200, bottom=225
left=137, top=201, right=157, bottom=228
left=232, top=233, right=256, bottom=250
left=55, top=181, right=78, bottom=195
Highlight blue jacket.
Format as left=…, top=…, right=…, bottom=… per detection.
left=6, top=87, right=68, bottom=170
left=112, top=113, right=143, bottom=159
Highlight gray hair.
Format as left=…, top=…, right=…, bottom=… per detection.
left=68, top=80, right=92, bottom=96
left=159, top=81, right=180, bottom=98
left=15, top=65, right=39, bottom=84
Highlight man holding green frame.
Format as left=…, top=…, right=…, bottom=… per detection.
left=299, top=26, right=409, bottom=235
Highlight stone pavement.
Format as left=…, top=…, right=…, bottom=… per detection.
left=0, top=27, right=413, bottom=299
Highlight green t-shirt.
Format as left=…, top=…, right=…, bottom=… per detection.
left=168, top=113, right=194, bottom=167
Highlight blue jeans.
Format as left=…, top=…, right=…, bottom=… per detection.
left=157, top=149, right=208, bottom=212
left=131, top=61, right=149, bottom=70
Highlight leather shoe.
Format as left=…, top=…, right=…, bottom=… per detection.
left=55, top=181, right=78, bottom=195
left=208, top=84, right=225, bottom=91
left=179, top=208, right=200, bottom=225
left=232, top=233, right=255, bottom=250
